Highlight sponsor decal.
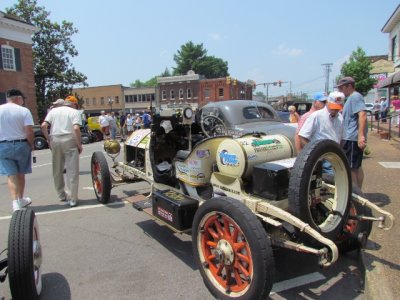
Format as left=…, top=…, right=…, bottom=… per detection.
left=190, top=173, right=205, bottom=179
left=196, top=149, right=210, bottom=158
left=163, top=190, right=187, bottom=201
left=212, top=183, right=240, bottom=195
left=188, top=159, right=201, bottom=169
left=247, top=154, right=257, bottom=160
left=219, top=150, right=239, bottom=166
left=251, top=138, right=280, bottom=147
left=157, top=207, right=173, bottom=222
left=176, top=163, right=189, bottom=175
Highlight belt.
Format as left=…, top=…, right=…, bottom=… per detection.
left=0, top=139, right=28, bottom=143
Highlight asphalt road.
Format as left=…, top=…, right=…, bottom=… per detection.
left=0, top=142, right=365, bottom=299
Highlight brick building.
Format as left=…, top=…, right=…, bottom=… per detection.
left=124, top=86, right=156, bottom=114
left=198, top=77, right=253, bottom=107
left=73, top=84, right=124, bottom=116
left=157, top=71, right=202, bottom=109
left=0, top=12, right=38, bottom=122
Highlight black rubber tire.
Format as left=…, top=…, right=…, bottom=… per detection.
left=93, top=131, right=104, bottom=141
left=91, top=151, right=111, bottom=203
left=81, top=133, right=91, bottom=144
left=192, top=197, right=275, bottom=300
left=8, top=209, right=42, bottom=300
left=288, top=139, right=351, bottom=240
left=336, top=202, right=373, bottom=253
left=34, top=136, right=48, bottom=150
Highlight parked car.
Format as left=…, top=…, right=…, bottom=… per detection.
left=87, top=116, right=103, bottom=141
left=199, top=100, right=296, bottom=148
left=365, top=103, right=374, bottom=115
left=33, top=125, right=95, bottom=150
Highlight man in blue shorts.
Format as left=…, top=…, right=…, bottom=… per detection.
left=336, top=77, right=367, bottom=190
left=0, top=89, right=34, bottom=211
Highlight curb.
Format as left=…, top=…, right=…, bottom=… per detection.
left=361, top=240, right=394, bottom=300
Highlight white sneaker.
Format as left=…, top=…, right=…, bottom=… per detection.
left=13, top=197, right=32, bottom=212
left=69, top=199, right=77, bottom=207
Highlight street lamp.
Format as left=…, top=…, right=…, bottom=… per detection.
left=108, top=97, right=114, bottom=113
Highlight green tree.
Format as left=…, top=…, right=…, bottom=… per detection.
left=340, top=47, right=376, bottom=96
left=173, top=41, right=229, bottom=78
left=6, top=0, right=87, bottom=120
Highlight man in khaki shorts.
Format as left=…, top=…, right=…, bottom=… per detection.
left=41, top=95, right=82, bottom=207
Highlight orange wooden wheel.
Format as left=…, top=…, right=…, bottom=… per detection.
left=199, top=212, right=253, bottom=294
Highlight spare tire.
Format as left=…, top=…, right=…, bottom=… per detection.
left=289, top=139, right=351, bottom=240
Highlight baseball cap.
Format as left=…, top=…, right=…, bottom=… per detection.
left=335, top=76, right=355, bottom=87
left=327, top=91, right=345, bottom=110
left=52, top=99, right=65, bottom=106
left=313, top=92, right=327, bottom=102
left=65, top=95, right=78, bottom=103
left=6, top=88, right=25, bottom=99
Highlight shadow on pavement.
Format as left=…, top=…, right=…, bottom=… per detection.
left=363, top=192, right=391, bottom=207
left=41, top=272, right=71, bottom=300
left=135, top=219, right=197, bottom=270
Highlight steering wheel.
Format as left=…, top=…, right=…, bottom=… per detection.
left=200, top=115, right=227, bottom=137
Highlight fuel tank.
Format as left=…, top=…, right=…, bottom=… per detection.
left=216, top=134, right=294, bottom=178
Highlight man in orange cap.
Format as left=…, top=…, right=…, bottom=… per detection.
left=297, top=91, right=344, bottom=150
left=41, top=95, right=82, bottom=207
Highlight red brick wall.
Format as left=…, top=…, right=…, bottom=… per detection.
left=0, top=38, right=38, bottom=123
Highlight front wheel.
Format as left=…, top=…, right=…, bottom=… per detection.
left=91, top=151, right=111, bottom=203
left=192, top=197, right=274, bottom=300
left=8, top=209, right=42, bottom=300
left=34, top=136, right=48, bottom=150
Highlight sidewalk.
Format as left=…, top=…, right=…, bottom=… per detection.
left=360, top=131, right=400, bottom=299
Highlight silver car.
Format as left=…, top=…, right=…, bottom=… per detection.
left=199, top=100, right=296, bottom=149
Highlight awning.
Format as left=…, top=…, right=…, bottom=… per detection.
left=377, top=71, right=400, bottom=88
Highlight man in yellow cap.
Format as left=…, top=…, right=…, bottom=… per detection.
left=41, top=95, right=82, bottom=207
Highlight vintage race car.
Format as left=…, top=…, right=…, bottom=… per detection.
left=91, top=100, right=394, bottom=300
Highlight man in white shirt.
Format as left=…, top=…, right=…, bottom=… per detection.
left=98, top=110, right=110, bottom=140
left=298, top=91, right=345, bottom=149
left=41, top=95, right=82, bottom=207
left=0, top=89, right=34, bottom=211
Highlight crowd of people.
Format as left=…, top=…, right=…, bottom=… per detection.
left=98, top=110, right=151, bottom=141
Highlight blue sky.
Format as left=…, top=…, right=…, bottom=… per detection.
left=1, top=0, right=398, bottom=97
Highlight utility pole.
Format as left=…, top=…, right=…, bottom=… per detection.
left=322, top=63, right=333, bottom=94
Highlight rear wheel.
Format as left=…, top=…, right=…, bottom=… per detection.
left=289, top=139, right=351, bottom=240
left=81, top=133, right=91, bottom=144
left=192, top=197, right=274, bottom=300
left=91, top=151, right=111, bottom=203
left=93, top=131, right=104, bottom=142
left=8, top=209, right=42, bottom=300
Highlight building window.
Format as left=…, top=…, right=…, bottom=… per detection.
left=132, top=95, right=136, bottom=102
left=170, top=89, right=175, bottom=99
left=162, top=90, right=166, bottom=100
left=205, top=88, right=210, bottom=98
left=1, top=45, right=16, bottom=71
left=115, top=96, right=119, bottom=104
left=187, top=88, right=192, bottom=99
left=85, top=98, right=90, bottom=106
left=100, top=97, right=104, bottom=105
left=179, top=89, right=184, bottom=99
left=125, top=95, right=129, bottom=103
left=392, top=35, right=398, bottom=61
left=218, top=88, right=224, bottom=97
left=151, top=94, right=155, bottom=101
left=92, top=97, right=96, bottom=105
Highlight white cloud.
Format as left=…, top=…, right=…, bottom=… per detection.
left=273, top=44, right=304, bottom=57
left=209, top=33, right=221, bottom=41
